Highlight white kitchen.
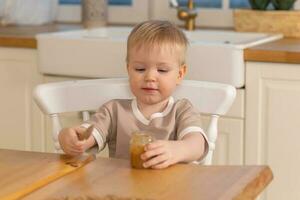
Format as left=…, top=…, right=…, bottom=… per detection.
left=0, top=0, right=299, bottom=199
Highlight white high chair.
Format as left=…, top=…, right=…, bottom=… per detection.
left=33, top=78, right=236, bottom=165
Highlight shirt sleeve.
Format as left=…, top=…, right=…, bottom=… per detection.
left=81, top=102, right=113, bottom=152
left=176, top=99, right=209, bottom=162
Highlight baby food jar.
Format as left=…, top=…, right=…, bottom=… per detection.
left=130, top=131, right=153, bottom=169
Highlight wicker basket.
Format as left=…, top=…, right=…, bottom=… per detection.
left=233, top=9, right=300, bottom=38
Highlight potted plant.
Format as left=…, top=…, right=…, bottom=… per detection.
left=248, top=0, right=271, bottom=10
left=271, top=0, right=297, bottom=10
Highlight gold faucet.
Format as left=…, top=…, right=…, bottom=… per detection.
left=177, top=0, right=198, bottom=31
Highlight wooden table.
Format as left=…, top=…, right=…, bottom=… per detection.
left=0, top=149, right=273, bottom=200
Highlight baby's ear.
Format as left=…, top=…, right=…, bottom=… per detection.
left=177, top=64, right=187, bottom=84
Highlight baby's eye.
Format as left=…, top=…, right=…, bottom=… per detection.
left=135, top=68, right=145, bottom=72
left=158, top=69, right=169, bottom=73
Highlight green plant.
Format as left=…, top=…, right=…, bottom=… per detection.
left=271, top=0, right=297, bottom=10
left=248, top=0, right=271, bottom=10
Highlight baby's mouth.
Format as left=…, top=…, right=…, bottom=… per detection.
left=141, top=87, right=158, bottom=91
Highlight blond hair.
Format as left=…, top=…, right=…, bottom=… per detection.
left=126, top=20, right=189, bottom=65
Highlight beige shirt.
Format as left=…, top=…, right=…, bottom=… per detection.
left=82, top=97, right=208, bottom=160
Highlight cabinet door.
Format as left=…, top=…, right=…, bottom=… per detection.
left=202, top=116, right=244, bottom=165
left=0, top=48, right=43, bottom=151
left=246, top=62, right=300, bottom=200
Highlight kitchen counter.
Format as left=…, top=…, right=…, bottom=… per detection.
left=0, top=23, right=83, bottom=48
left=244, top=38, right=300, bottom=64
left=0, top=24, right=299, bottom=64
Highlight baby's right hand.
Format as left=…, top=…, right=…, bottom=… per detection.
left=58, top=127, right=86, bottom=156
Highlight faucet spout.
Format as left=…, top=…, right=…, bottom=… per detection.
left=187, top=0, right=194, bottom=9
left=174, top=0, right=198, bottom=31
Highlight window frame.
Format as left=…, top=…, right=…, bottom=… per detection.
left=295, top=1, right=300, bottom=9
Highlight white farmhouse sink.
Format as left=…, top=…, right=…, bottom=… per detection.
left=37, top=27, right=282, bottom=88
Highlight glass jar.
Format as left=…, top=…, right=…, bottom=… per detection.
left=130, top=132, right=153, bottom=169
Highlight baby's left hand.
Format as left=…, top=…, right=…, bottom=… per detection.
left=141, top=140, right=183, bottom=169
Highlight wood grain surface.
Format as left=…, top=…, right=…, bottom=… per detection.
left=15, top=151, right=273, bottom=200
left=244, top=38, right=300, bottom=64
left=0, top=149, right=93, bottom=199
left=0, top=23, right=83, bottom=48
left=234, top=9, right=300, bottom=38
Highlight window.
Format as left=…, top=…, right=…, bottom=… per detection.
left=59, top=0, right=80, bottom=4
left=177, top=0, right=250, bottom=8
left=230, top=0, right=250, bottom=8
left=108, top=0, right=132, bottom=6
left=59, top=0, right=132, bottom=6
left=178, top=0, right=221, bottom=8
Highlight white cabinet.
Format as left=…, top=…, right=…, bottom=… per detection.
left=211, top=117, right=244, bottom=165
left=246, top=62, right=300, bottom=200
left=0, top=48, right=43, bottom=151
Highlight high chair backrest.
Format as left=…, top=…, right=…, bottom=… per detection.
left=33, top=78, right=236, bottom=165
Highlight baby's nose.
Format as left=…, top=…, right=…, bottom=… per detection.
left=145, top=70, right=156, bottom=81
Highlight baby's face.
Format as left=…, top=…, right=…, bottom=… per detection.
left=127, top=44, right=186, bottom=106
